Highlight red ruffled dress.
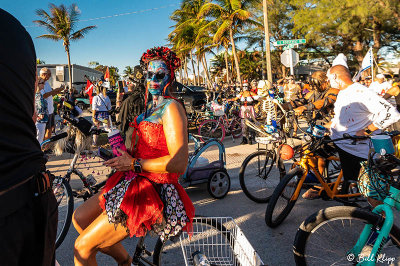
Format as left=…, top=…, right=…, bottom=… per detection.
left=100, top=120, right=195, bottom=240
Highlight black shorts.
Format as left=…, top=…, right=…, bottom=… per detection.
left=0, top=179, right=57, bottom=266
left=45, top=113, right=55, bottom=130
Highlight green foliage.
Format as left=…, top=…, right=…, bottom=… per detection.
left=292, top=0, right=400, bottom=69
left=123, top=66, right=134, bottom=78
left=34, top=3, right=96, bottom=52
left=95, top=65, right=120, bottom=86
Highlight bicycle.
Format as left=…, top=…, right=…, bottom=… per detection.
left=238, top=105, right=307, bottom=203
left=293, top=132, right=400, bottom=265
left=264, top=130, right=369, bottom=228
left=197, top=100, right=242, bottom=142
left=42, top=118, right=108, bottom=248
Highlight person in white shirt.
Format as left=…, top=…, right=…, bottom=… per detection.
left=91, top=85, right=112, bottom=145
left=39, top=68, right=64, bottom=141
left=369, top=73, right=391, bottom=96
left=327, top=64, right=400, bottom=195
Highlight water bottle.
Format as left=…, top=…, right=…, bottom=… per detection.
left=86, top=174, right=97, bottom=186
left=107, top=129, right=127, bottom=157
left=192, top=251, right=211, bottom=266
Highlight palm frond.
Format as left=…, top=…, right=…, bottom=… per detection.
left=36, top=34, right=61, bottom=41
left=70, top=26, right=97, bottom=40
left=230, top=0, right=242, bottom=11
left=33, top=20, right=57, bottom=34
left=214, top=20, right=232, bottom=43
left=230, top=9, right=251, bottom=21
left=198, top=3, right=223, bottom=18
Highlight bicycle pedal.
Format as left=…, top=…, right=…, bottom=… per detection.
left=74, top=189, right=89, bottom=198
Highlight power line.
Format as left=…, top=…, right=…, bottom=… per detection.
left=25, top=3, right=178, bottom=28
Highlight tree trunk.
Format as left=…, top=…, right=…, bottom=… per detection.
left=203, top=54, right=211, bottom=84
left=196, top=53, right=201, bottom=85
left=229, top=27, right=242, bottom=85
left=184, top=56, right=189, bottom=84
left=190, top=51, right=197, bottom=85
left=353, top=40, right=365, bottom=66
left=179, top=66, right=183, bottom=83
left=66, top=46, right=73, bottom=91
left=224, top=46, right=230, bottom=84
left=201, top=54, right=211, bottom=89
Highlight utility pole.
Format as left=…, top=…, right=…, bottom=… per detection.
left=263, top=0, right=273, bottom=82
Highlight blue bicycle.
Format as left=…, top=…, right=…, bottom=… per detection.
left=293, top=132, right=400, bottom=265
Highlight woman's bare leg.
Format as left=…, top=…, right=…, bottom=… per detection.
left=92, top=121, right=100, bottom=145
left=74, top=212, right=130, bottom=266
left=73, top=192, right=131, bottom=264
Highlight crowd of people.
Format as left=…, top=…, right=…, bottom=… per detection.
left=2, top=7, right=400, bottom=266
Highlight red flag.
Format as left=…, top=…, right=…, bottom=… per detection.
left=84, top=80, right=94, bottom=104
left=104, top=67, right=110, bottom=81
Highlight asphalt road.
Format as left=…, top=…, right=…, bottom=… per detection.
left=50, top=115, right=400, bottom=266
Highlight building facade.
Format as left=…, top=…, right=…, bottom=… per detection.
left=37, top=64, right=103, bottom=92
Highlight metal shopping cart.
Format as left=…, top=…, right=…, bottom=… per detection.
left=180, top=217, right=264, bottom=266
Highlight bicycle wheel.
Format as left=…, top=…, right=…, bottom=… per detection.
left=293, top=206, right=400, bottom=266
left=198, top=119, right=225, bottom=142
left=229, top=119, right=242, bottom=139
left=265, top=167, right=305, bottom=227
left=239, top=151, right=281, bottom=203
left=153, top=217, right=231, bottom=265
left=53, top=178, right=74, bottom=249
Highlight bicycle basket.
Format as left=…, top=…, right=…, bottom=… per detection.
left=180, top=217, right=263, bottom=266
left=358, top=161, right=395, bottom=201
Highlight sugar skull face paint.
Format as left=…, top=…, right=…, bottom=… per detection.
left=146, top=60, right=170, bottom=96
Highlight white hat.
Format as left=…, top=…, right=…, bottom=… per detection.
left=257, top=80, right=271, bottom=89
left=332, top=53, right=348, bottom=69
left=376, top=74, right=385, bottom=79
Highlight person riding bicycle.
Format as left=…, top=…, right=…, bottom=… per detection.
left=326, top=54, right=400, bottom=205
left=294, top=71, right=339, bottom=125
left=228, top=80, right=259, bottom=145
left=290, top=71, right=339, bottom=199
left=72, top=47, right=194, bottom=266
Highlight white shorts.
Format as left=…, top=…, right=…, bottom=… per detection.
left=36, top=122, right=46, bottom=144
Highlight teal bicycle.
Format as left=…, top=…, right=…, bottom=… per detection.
left=293, top=133, right=400, bottom=265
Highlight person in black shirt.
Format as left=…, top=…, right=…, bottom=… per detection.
left=0, top=9, right=57, bottom=266
left=117, top=65, right=146, bottom=150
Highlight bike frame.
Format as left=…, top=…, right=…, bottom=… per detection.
left=290, top=150, right=361, bottom=202
left=347, top=186, right=400, bottom=265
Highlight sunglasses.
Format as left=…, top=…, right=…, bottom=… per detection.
left=147, top=71, right=168, bottom=80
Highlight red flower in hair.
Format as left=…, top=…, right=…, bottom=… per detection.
left=140, top=46, right=181, bottom=78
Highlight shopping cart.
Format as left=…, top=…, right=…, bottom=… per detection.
left=180, top=217, right=264, bottom=266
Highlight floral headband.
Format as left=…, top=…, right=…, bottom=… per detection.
left=140, top=46, right=181, bottom=76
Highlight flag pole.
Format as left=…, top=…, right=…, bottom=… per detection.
left=370, top=46, right=374, bottom=82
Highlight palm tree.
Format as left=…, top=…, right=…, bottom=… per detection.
left=34, top=3, right=96, bottom=90
left=123, top=66, right=134, bottom=78
left=198, top=0, right=257, bottom=85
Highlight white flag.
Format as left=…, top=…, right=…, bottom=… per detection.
left=353, top=47, right=373, bottom=81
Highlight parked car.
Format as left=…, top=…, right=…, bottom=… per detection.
left=171, top=82, right=208, bottom=113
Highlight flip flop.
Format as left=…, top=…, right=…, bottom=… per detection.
left=302, top=188, right=320, bottom=200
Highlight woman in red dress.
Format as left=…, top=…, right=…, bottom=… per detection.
left=72, top=47, right=195, bottom=266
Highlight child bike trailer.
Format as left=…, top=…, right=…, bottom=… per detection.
left=180, top=136, right=230, bottom=199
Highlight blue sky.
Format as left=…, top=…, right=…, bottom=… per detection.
left=2, top=0, right=182, bottom=73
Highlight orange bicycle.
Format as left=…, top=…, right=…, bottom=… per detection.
left=265, top=133, right=367, bottom=228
